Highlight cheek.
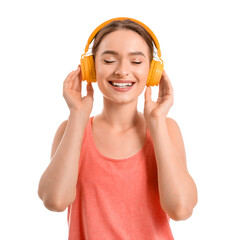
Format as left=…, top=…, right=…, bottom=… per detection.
left=94, top=62, right=102, bottom=79
left=95, top=62, right=111, bottom=81
left=94, top=63, right=112, bottom=92
left=136, top=65, right=150, bottom=83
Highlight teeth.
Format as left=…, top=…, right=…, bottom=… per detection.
left=111, top=82, right=133, bottom=87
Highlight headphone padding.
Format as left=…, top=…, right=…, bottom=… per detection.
left=89, top=56, right=96, bottom=82
left=80, top=58, right=87, bottom=81
left=147, top=60, right=164, bottom=86
left=80, top=56, right=96, bottom=83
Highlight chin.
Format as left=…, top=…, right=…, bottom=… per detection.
left=102, top=94, right=139, bottom=105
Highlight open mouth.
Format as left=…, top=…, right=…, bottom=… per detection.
left=108, top=81, right=135, bottom=88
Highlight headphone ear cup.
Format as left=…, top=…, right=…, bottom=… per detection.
left=80, top=55, right=97, bottom=83
left=147, top=60, right=164, bottom=86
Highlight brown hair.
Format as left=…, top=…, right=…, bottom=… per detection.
left=92, top=19, right=154, bottom=62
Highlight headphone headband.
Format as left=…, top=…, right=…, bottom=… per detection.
left=82, top=17, right=162, bottom=59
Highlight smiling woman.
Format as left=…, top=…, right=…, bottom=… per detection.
left=38, top=17, right=197, bottom=240
left=94, top=29, right=150, bottom=98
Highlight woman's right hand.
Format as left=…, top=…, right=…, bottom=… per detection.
left=63, top=66, right=94, bottom=116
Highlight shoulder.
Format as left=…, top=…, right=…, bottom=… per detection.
left=165, top=117, right=187, bottom=169
left=55, top=120, right=68, bottom=136
left=165, top=117, right=183, bottom=136
left=166, top=117, right=178, bottom=127
left=165, top=117, right=183, bottom=140
left=50, top=120, right=68, bottom=160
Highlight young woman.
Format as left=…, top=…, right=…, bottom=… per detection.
left=38, top=18, right=198, bottom=239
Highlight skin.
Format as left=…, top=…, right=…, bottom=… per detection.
left=38, top=29, right=198, bottom=220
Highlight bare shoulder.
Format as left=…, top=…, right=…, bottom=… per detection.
left=166, top=117, right=181, bottom=131
left=50, top=120, right=68, bottom=160
left=166, top=117, right=187, bottom=169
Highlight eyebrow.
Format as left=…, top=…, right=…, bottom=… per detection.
left=101, top=50, right=146, bottom=58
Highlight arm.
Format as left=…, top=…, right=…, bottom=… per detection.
left=38, top=111, right=89, bottom=212
left=144, top=70, right=198, bottom=221
left=149, top=117, right=198, bottom=221
left=38, top=65, right=94, bottom=212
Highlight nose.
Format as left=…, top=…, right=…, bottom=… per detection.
left=114, top=61, right=130, bottom=77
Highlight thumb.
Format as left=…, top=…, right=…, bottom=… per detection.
left=144, top=86, right=152, bottom=103
left=86, top=82, right=94, bottom=97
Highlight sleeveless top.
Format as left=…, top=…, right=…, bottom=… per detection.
left=67, top=116, right=174, bottom=240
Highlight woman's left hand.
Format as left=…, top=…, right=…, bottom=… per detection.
left=144, top=70, right=174, bottom=127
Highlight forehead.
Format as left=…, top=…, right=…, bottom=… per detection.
left=96, top=29, right=150, bottom=56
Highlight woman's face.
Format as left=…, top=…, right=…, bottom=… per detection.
left=94, top=29, right=150, bottom=104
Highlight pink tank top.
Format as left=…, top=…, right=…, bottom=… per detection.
left=67, top=116, right=174, bottom=240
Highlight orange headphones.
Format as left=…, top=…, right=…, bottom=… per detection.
left=80, top=17, right=164, bottom=87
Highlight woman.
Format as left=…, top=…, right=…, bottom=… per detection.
left=38, top=18, right=198, bottom=239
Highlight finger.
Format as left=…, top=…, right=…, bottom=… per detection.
left=67, top=67, right=80, bottom=81
left=63, top=72, right=74, bottom=89
left=163, top=70, right=173, bottom=89
left=161, top=71, right=174, bottom=105
left=73, top=72, right=82, bottom=93
left=64, top=70, right=76, bottom=89
left=162, top=76, right=169, bottom=96
left=66, top=68, right=78, bottom=81
left=74, top=66, right=83, bottom=92
left=77, top=65, right=83, bottom=81
left=164, top=73, right=173, bottom=96
left=158, top=73, right=166, bottom=99
left=160, top=70, right=173, bottom=97
left=86, top=82, right=94, bottom=97
left=64, top=68, right=80, bottom=89
left=158, top=78, right=163, bottom=99
left=144, top=86, right=152, bottom=103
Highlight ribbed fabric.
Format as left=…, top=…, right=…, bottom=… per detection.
left=67, top=116, right=174, bottom=240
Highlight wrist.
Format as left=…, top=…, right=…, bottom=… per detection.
left=69, top=110, right=90, bottom=124
left=147, top=117, right=167, bottom=136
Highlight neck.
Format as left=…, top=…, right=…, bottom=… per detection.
left=100, top=96, right=143, bottom=132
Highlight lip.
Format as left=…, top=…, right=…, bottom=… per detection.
left=108, top=80, right=135, bottom=83
left=108, top=81, right=136, bottom=92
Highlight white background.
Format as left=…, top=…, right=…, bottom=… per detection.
left=1, top=0, right=241, bottom=239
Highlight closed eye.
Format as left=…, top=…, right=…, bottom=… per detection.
left=132, top=61, right=142, bottom=64
left=104, top=60, right=116, bottom=64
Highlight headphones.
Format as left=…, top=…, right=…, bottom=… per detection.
left=80, top=17, right=164, bottom=87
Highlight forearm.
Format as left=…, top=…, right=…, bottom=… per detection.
left=149, top=119, right=197, bottom=220
left=38, top=111, right=89, bottom=211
